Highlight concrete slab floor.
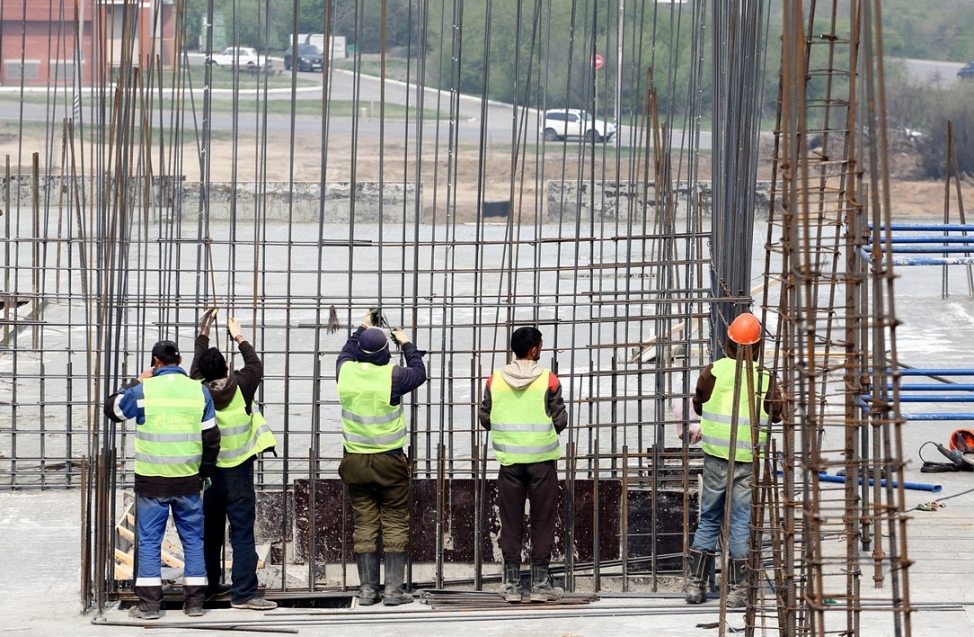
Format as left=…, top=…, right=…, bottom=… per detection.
left=2, top=487, right=973, bottom=637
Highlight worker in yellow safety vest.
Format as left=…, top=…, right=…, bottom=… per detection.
left=104, top=339, right=220, bottom=620
left=684, top=312, right=782, bottom=608
left=479, top=326, right=569, bottom=603
left=336, top=312, right=427, bottom=607
left=191, top=309, right=278, bottom=610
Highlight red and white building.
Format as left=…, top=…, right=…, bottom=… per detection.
left=0, top=0, right=176, bottom=85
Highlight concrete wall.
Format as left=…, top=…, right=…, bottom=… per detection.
left=187, top=181, right=420, bottom=223
left=545, top=180, right=780, bottom=222
left=0, top=176, right=420, bottom=223
left=4, top=174, right=783, bottom=225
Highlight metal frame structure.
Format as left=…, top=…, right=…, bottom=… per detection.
left=0, top=1, right=916, bottom=636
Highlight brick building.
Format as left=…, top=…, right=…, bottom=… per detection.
left=0, top=0, right=175, bottom=86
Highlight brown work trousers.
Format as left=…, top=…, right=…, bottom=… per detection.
left=498, top=460, right=559, bottom=566
left=339, top=451, right=411, bottom=554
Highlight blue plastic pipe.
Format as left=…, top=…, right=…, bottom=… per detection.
left=816, top=472, right=941, bottom=493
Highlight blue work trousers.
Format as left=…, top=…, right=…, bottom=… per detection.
left=203, top=459, right=259, bottom=604
left=135, top=493, right=207, bottom=610
left=690, top=454, right=752, bottom=559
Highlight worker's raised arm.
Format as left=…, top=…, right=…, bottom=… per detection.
left=547, top=372, right=568, bottom=434
left=692, top=363, right=717, bottom=416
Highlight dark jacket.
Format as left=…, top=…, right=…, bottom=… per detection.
left=104, top=365, right=221, bottom=497
left=336, top=326, right=427, bottom=406
left=189, top=334, right=263, bottom=413
left=478, top=359, right=569, bottom=434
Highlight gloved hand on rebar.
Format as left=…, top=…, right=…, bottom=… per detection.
left=360, top=311, right=374, bottom=329
left=390, top=327, right=410, bottom=345
left=198, top=308, right=218, bottom=337
left=678, top=422, right=702, bottom=444
left=227, top=317, right=243, bottom=342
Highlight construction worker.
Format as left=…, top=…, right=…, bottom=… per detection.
left=190, top=310, right=278, bottom=610
left=336, top=312, right=427, bottom=606
left=684, top=312, right=782, bottom=607
left=104, top=340, right=220, bottom=619
left=479, top=326, right=568, bottom=603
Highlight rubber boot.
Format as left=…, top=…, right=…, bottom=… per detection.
left=498, top=562, right=522, bottom=603
left=529, top=564, right=563, bottom=602
left=356, top=552, right=380, bottom=606
left=381, top=552, right=413, bottom=606
left=685, top=549, right=712, bottom=604
left=726, top=558, right=749, bottom=608
left=183, top=583, right=206, bottom=616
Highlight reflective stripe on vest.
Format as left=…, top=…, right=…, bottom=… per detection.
left=337, top=361, right=406, bottom=453
left=699, top=356, right=771, bottom=463
left=213, top=387, right=277, bottom=468
left=489, top=370, right=560, bottom=466
left=136, top=373, right=206, bottom=478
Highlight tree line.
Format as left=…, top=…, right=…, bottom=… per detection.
left=182, top=0, right=974, bottom=175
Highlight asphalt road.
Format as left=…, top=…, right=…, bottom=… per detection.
left=0, top=56, right=962, bottom=151
left=900, top=58, right=967, bottom=84
left=0, top=53, right=708, bottom=150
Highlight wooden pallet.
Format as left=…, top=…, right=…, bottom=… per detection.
left=114, top=502, right=185, bottom=579
left=114, top=500, right=264, bottom=579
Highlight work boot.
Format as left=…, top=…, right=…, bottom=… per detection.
left=356, top=551, right=380, bottom=606
left=685, top=549, right=712, bottom=604
left=726, top=558, right=749, bottom=608
left=205, top=582, right=232, bottom=601
left=183, top=603, right=204, bottom=617
left=529, top=563, right=563, bottom=602
left=381, top=552, right=413, bottom=606
left=231, top=597, right=278, bottom=610
left=498, top=562, right=522, bottom=603
left=128, top=605, right=160, bottom=620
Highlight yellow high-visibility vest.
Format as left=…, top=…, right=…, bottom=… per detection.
left=337, top=362, right=405, bottom=454
left=214, top=387, right=277, bottom=468
left=489, top=371, right=560, bottom=466
left=137, top=374, right=206, bottom=477
left=699, top=357, right=771, bottom=463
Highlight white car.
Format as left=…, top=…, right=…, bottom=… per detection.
left=540, top=109, right=616, bottom=143
left=209, top=47, right=272, bottom=72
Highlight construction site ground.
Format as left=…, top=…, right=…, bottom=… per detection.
left=4, top=206, right=974, bottom=636
left=7, top=256, right=974, bottom=634
left=8, top=236, right=974, bottom=635
left=3, top=452, right=974, bottom=636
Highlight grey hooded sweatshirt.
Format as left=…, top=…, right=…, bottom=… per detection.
left=478, top=359, right=568, bottom=434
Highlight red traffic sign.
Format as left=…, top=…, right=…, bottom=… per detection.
left=592, top=54, right=604, bottom=69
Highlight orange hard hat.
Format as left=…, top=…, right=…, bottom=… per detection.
left=727, top=312, right=762, bottom=345
left=949, top=428, right=974, bottom=453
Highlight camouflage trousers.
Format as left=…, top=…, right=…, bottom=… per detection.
left=339, top=451, right=411, bottom=554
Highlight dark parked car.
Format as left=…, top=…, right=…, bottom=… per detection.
left=958, top=62, right=974, bottom=80
left=284, top=44, right=324, bottom=72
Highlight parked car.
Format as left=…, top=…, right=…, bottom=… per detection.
left=209, top=47, right=272, bottom=72
left=958, top=62, right=974, bottom=79
left=284, top=44, right=324, bottom=72
left=540, top=109, right=616, bottom=143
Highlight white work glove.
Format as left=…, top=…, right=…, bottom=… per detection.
left=390, top=327, right=409, bottom=345
left=361, top=311, right=374, bottom=328
left=674, top=401, right=702, bottom=444
left=678, top=421, right=702, bottom=444
left=198, top=308, right=218, bottom=337
left=227, top=317, right=243, bottom=341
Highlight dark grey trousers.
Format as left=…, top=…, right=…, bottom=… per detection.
left=497, top=460, right=559, bottom=565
